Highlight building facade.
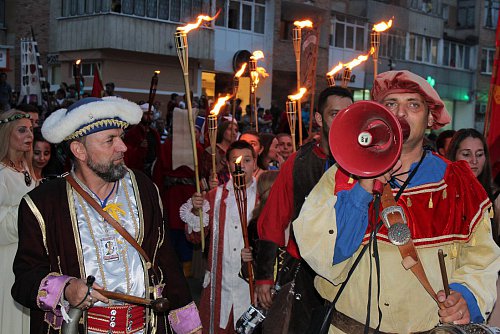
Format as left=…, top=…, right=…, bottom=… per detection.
left=0, top=0, right=498, bottom=131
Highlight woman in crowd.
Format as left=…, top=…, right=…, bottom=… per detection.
left=202, top=120, right=239, bottom=188
left=259, top=133, right=282, bottom=170
left=446, top=128, right=497, bottom=239
left=445, top=128, right=500, bottom=326
left=32, top=128, right=62, bottom=181
left=0, top=110, right=36, bottom=334
left=276, top=133, right=293, bottom=161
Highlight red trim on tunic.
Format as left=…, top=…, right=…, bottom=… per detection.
left=361, top=160, right=492, bottom=246
left=198, top=183, right=258, bottom=333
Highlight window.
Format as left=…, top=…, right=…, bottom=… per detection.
left=443, top=41, right=472, bottom=69
left=217, top=0, right=266, bottom=34
left=61, top=0, right=209, bottom=23
left=147, top=0, right=158, bottom=18
left=484, top=0, right=500, bottom=28
left=408, top=34, right=439, bottom=64
left=481, top=48, right=495, bottom=73
left=0, top=0, right=5, bottom=28
left=331, top=15, right=366, bottom=52
left=409, top=0, right=436, bottom=14
left=215, top=0, right=226, bottom=27
left=457, top=0, right=475, bottom=28
left=80, top=62, right=100, bottom=77
left=379, top=30, right=406, bottom=60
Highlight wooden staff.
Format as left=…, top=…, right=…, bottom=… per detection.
left=95, top=288, right=170, bottom=312
left=208, top=112, right=218, bottom=182
left=249, top=58, right=258, bottom=132
left=232, top=160, right=255, bottom=304
left=286, top=100, right=297, bottom=152
left=438, top=249, right=450, bottom=297
left=175, top=30, right=205, bottom=251
left=231, top=77, right=239, bottom=124
left=292, top=26, right=303, bottom=146
left=146, top=71, right=159, bottom=124
left=73, top=60, right=81, bottom=100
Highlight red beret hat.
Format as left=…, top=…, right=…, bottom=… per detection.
left=371, top=70, right=451, bottom=129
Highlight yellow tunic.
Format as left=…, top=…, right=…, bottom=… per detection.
left=293, top=165, right=500, bottom=333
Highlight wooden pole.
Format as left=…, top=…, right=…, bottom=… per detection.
left=175, top=31, right=205, bottom=251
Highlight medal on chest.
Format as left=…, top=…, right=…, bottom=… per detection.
left=101, top=236, right=120, bottom=262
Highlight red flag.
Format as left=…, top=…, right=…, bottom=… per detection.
left=91, top=64, right=104, bottom=98
left=484, top=18, right=500, bottom=179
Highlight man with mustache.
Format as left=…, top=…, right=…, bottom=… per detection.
left=253, top=86, right=353, bottom=333
left=12, top=97, right=202, bottom=334
left=294, top=71, right=500, bottom=333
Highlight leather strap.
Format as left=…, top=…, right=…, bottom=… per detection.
left=380, top=184, right=442, bottom=307
left=331, top=309, right=431, bottom=334
left=66, top=175, right=152, bottom=269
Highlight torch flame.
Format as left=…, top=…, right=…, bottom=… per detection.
left=154, top=70, right=160, bottom=74
left=210, top=94, right=232, bottom=116
left=326, top=62, right=344, bottom=77
left=293, top=20, right=313, bottom=29
left=177, top=12, right=219, bottom=33
left=345, top=54, right=370, bottom=70
left=251, top=50, right=264, bottom=60
left=255, top=67, right=269, bottom=78
left=235, top=63, right=247, bottom=78
left=251, top=71, right=260, bottom=89
left=372, top=18, right=393, bottom=32
left=235, top=156, right=242, bottom=164
left=76, top=59, right=81, bottom=65
left=288, top=88, right=307, bottom=101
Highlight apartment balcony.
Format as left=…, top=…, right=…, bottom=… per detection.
left=56, top=12, right=214, bottom=60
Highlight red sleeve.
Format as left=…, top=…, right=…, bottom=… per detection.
left=257, top=153, right=296, bottom=247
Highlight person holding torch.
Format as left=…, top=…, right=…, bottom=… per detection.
left=180, top=140, right=258, bottom=334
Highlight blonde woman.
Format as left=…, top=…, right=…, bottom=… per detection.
left=0, top=110, right=35, bottom=334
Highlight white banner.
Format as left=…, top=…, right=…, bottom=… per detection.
left=19, top=38, right=41, bottom=105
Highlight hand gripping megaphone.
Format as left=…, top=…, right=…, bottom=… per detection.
left=329, top=101, right=410, bottom=193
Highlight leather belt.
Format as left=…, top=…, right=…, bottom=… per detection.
left=331, top=309, right=431, bottom=334
left=87, top=304, right=146, bottom=334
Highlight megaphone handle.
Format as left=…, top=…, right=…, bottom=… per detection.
left=373, top=180, right=384, bottom=195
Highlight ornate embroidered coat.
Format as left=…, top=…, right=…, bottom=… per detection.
left=12, top=170, right=197, bottom=334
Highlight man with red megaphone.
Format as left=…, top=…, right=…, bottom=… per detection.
left=294, top=70, right=500, bottom=333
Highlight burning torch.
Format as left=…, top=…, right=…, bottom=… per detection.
left=249, top=51, right=268, bottom=132
left=326, top=62, right=343, bottom=87
left=371, top=18, right=393, bottom=80
left=342, top=53, right=371, bottom=88
left=293, top=20, right=313, bottom=146
left=232, top=63, right=247, bottom=124
left=232, top=155, right=255, bottom=304
left=286, top=88, right=307, bottom=153
left=208, top=95, right=232, bottom=183
left=175, top=13, right=217, bottom=251
left=73, top=59, right=81, bottom=100
left=146, top=70, right=160, bottom=126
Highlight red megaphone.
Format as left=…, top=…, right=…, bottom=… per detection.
left=329, top=101, right=410, bottom=192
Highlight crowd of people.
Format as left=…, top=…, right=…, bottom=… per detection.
left=0, top=69, right=499, bottom=334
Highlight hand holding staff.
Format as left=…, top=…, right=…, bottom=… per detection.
left=232, top=157, right=255, bottom=304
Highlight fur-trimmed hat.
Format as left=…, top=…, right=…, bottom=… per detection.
left=371, top=70, right=451, bottom=129
left=42, top=96, right=142, bottom=143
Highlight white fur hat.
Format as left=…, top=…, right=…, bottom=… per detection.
left=42, top=96, right=142, bottom=143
